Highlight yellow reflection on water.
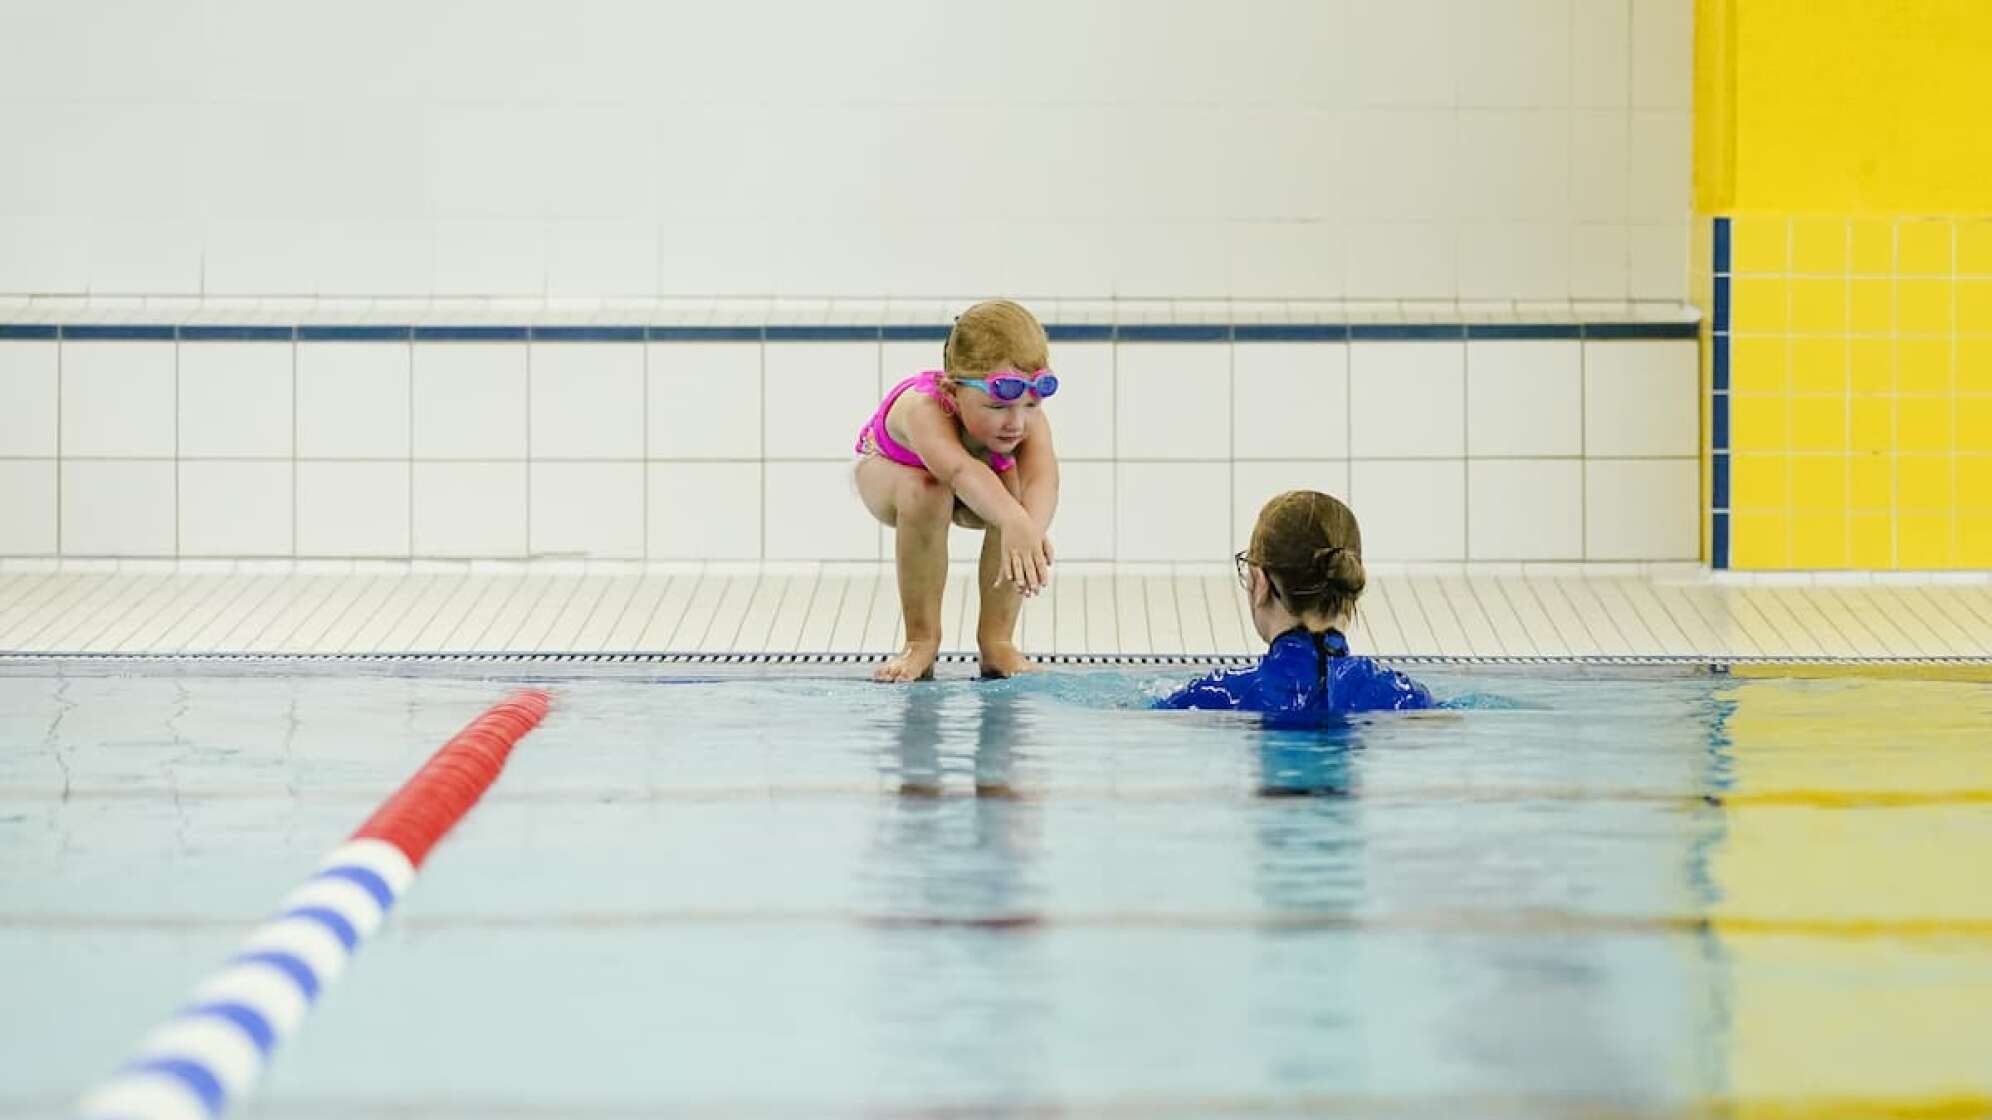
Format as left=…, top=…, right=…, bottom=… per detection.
left=1706, top=674, right=1992, bottom=1114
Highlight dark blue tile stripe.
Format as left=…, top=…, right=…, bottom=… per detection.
left=61, top=324, right=175, bottom=340
left=1350, top=323, right=1466, bottom=340
left=764, top=325, right=880, bottom=341
left=1044, top=324, right=1115, bottom=342
left=1710, top=218, right=1731, bottom=569
left=1582, top=321, right=1700, bottom=340
left=3, top=321, right=1706, bottom=344
left=298, top=325, right=412, bottom=341
left=531, top=326, right=644, bottom=342
left=1467, top=323, right=1582, bottom=340
left=1117, top=323, right=1229, bottom=342
left=180, top=325, right=294, bottom=341
left=646, top=326, right=762, bottom=341
left=881, top=325, right=951, bottom=341
left=412, top=325, right=528, bottom=341
left=1232, top=324, right=1349, bottom=341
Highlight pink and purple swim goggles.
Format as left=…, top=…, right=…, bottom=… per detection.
left=955, top=369, right=1059, bottom=402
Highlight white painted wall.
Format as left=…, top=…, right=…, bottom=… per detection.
left=0, top=0, right=1692, bottom=302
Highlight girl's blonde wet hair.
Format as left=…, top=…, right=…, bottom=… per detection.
left=1246, top=490, right=1367, bottom=623
left=942, top=299, right=1050, bottom=379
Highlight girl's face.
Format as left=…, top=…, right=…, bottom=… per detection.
left=948, top=375, right=1038, bottom=455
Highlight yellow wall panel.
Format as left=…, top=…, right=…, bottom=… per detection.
left=1730, top=335, right=1787, bottom=393
left=1960, top=221, right=1992, bottom=275
left=1896, top=279, right=1953, bottom=335
left=1791, top=455, right=1847, bottom=509
left=1895, top=221, right=1953, bottom=276
left=1731, top=278, right=1788, bottom=332
left=1850, top=220, right=1894, bottom=274
left=1790, top=512, right=1848, bottom=567
left=1704, top=2, right=1992, bottom=570
left=1790, top=397, right=1845, bottom=453
left=1731, top=2, right=1992, bottom=214
left=1848, top=338, right=1892, bottom=393
left=1848, top=280, right=1893, bottom=334
left=1730, top=512, right=1790, bottom=568
left=1850, top=398, right=1891, bottom=454
left=1961, top=514, right=1992, bottom=566
left=1788, top=279, right=1846, bottom=333
left=1788, top=337, right=1845, bottom=393
left=1896, top=398, right=1953, bottom=455
left=1956, top=280, right=1992, bottom=333
left=1896, top=338, right=1951, bottom=395
left=1959, top=457, right=1992, bottom=508
left=1789, top=217, right=1847, bottom=274
left=1958, top=339, right=1992, bottom=393
left=1850, top=454, right=1892, bottom=510
left=1732, top=453, right=1789, bottom=509
left=1851, top=512, right=1893, bottom=566
left=1732, top=215, right=1788, bottom=273
left=1898, top=454, right=1954, bottom=508
left=1897, top=513, right=1955, bottom=568
left=1956, top=397, right=1992, bottom=453
left=1731, top=396, right=1788, bottom=451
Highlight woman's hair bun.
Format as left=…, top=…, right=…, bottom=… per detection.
left=1312, top=544, right=1365, bottom=591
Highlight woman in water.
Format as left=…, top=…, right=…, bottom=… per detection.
left=1157, top=490, right=1432, bottom=716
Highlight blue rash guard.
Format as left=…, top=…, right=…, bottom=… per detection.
left=1155, top=627, right=1433, bottom=716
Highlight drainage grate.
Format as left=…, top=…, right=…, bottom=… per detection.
left=3, top=650, right=1990, bottom=669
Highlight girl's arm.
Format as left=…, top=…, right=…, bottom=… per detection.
left=1012, top=408, right=1059, bottom=533
left=897, top=398, right=1029, bottom=528
left=898, top=397, right=1051, bottom=592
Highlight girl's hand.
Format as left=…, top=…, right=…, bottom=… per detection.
left=998, top=516, right=1052, bottom=596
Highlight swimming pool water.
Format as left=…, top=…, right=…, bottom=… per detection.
left=4, top=663, right=1990, bottom=1117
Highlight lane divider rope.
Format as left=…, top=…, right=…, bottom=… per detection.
left=75, top=688, right=553, bottom=1120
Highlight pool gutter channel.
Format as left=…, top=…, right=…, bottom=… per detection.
left=3, top=650, right=1989, bottom=669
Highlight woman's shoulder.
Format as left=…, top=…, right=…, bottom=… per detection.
left=1330, top=655, right=1434, bottom=710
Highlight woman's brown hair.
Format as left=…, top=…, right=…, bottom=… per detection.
left=942, top=299, right=1050, bottom=378
left=1246, top=490, right=1367, bottom=622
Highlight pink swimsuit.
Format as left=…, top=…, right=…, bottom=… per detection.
left=855, top=371, right=1017, bottom=473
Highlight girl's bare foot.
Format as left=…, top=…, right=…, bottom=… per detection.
left=978, top=641, right=1037, bottom=679
left=875, top=640, right=940, bottom=682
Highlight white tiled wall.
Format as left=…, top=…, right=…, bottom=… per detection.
left=61, top=343, right=176, bottom=457
left=1351, top=343, right=1466, bottom=458
left=180, top=460, right=291, bottom=557
left=0, top=0, right=1691, bottom=302
left=297, top=344, right=411, bottom=458
left=179, top=343, right=293, bottom=458
left=0, top=336, right=1700, bottom=562
left=0, top=459, right=57, bottom=555
left=297, top=461, right=409, bottom=557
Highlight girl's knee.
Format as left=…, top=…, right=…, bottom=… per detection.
left=899, top=472, right=954, bottom=523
